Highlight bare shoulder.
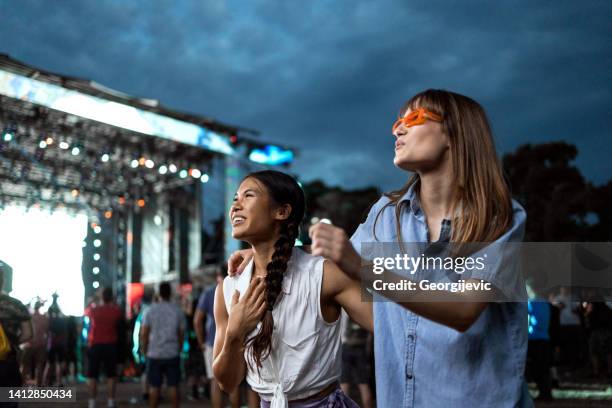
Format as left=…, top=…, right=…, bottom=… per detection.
left=214, top=279, right=228, bottom=319
left=321, top=259, right=350, bottom=298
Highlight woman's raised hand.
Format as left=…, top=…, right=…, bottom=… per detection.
left=227, top=248, right=254, bottom=277
left=309, top=222, right=361, bottom=279
left=226, top=277, right=267, bottom=340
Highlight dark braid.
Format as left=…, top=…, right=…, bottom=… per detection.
left=265, top=222, right=296, bottom=311
left=242, top=170, right=305, bottom=371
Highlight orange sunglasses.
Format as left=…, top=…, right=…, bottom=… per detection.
left=392, top=108, right=443, bottom=133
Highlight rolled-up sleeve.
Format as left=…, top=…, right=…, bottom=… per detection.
left=350, top=196, right=390, bottom=258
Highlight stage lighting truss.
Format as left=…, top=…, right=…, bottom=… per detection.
left=0, top=95, right=215, bottom=216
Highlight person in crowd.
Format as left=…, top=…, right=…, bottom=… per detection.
left=65, top=315, right=78, bottom=383
left=546, top=290, right=561, bottom=387
left=182, top=289, right=205, bottom=401
left=230, top=90, right=531, bottom=407
left=84, top=287, right=122, bottom=408
left=141, top=282, right=186, bottom=408
left=583, top=298, right=612, bottom=379
left=551, top=286, right=585, bottom=370
left=0, top=264, right=33, bottom=404
left=339, top=312, right=374, bottom=408
left=44, top=293, right=68, bottom=386
left=214, top=170, right=372, bottom=407
left=21, top=299, right=48, bottom=386
left=116, top=312, right=128, bottom=383
left=527, top=281, right=553, bottom=401
left=195, top=269, right=244, bottom=407
left=132, top=290, right=153, bottom=402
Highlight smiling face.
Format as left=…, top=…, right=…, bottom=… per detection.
left=392, top=107, right=451, bottom=172
left=229, top=177, right=288, bottom=244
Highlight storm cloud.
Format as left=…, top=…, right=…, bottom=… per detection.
left=2, top=0, right=610, bottom=190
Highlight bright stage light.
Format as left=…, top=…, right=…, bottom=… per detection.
left=0, top=206, right=87, bottom=315
left=200, top=173, right=210, bottom=183
left=158, top=165, right=168, bottom=175
left=0, top=69, right=235, bottom=155
left=101, top=153, right=110, bottom=162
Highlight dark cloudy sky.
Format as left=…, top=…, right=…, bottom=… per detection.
left=2, top=1, right=611, bottom=191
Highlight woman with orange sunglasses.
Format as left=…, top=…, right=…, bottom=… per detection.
left=231, top=89, right=532, bottom=407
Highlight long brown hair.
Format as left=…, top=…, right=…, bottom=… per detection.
left=243, top=170, right=305, bottom=370
left=375, top=89, right=512, bottom=244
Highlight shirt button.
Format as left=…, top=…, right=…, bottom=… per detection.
left=408, top=334, right=414, bottom=341
left=406, top=373, right=413, bottom=379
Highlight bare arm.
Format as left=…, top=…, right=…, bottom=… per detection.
left=401, top=297, right=487, bottom=333
left=140, top=325, right=150, bottom=356
left=311, top=222, right=489, bottom=332
left=360, top=264, right=489, bottom=332
left=193, top=309, right=206, bottom=349
left=321, top=260, right=373, bottom=332
left=213, top=277, right=267, bottom=393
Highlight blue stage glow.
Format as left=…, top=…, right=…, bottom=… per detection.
left=248, top=145, right=294, bottom=165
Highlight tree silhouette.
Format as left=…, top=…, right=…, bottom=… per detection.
left=301, top=181, right=380, bottom=241
left=300, top=141, right=611, bottom=245
left=588, top=181, right=612, bottom=241
left=503, top=142, right=600, bottom=241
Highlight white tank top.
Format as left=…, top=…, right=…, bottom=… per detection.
left=223, top=247, right=342, bottom=407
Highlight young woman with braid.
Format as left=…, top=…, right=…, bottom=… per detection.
left=212, top=170, right=372, bottom=408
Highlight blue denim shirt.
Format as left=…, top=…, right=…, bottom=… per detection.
left=351, top=184, right=533, bottom=407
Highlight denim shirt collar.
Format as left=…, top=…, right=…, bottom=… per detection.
left=398, top=180, right=452, bottom=242
left=399, top=181, right=422, bottom=216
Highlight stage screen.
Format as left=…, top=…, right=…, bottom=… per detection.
left=0, top=205, right=88, bottom=315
